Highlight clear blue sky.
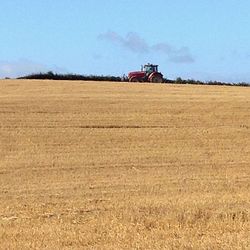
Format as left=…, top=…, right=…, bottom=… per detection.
left=1, top=0, right=250, bottom=82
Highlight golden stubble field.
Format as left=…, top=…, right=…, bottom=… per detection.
left=0, top=80, right=249, bottom=249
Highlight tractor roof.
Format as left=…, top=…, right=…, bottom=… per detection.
left=145, top=63, right=158, bottom=66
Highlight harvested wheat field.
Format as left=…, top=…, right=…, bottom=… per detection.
left=0, top=80, right=249, bottom=249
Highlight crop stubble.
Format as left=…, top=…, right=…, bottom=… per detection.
left=0, top=80, right=249, bottom=249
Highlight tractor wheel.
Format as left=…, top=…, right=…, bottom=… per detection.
left=151, top=75, right=163, bottom=83
left=130, top=77, right=140, bottom=82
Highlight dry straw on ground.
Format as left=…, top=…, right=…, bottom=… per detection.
left=0, top=80, right=249, bottom=249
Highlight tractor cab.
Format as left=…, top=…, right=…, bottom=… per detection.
left=143, top=64, right=158, bottom=74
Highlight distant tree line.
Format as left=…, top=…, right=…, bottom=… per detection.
left=174, top=77, right=249, bottom=87
left=18, top=71, right=122, bottom=82
left=17, top=71, right=249, bottom=87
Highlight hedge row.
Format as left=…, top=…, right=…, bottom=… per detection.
left=18, top=71, right=122, bottom=82
left=174, top=77, right=250, bottom=87
left=17, top=72, right=249, bottom=87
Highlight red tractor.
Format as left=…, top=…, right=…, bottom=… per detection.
left=128, top=63, right=163, bottom=83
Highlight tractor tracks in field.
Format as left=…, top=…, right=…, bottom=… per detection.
left=1, top=124, right=248, bottom=130
left=0, top=125, right=173, bottom=129
left=78, top=125, right=171, bottom=129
